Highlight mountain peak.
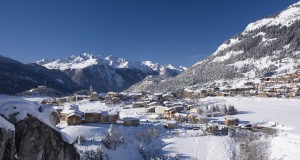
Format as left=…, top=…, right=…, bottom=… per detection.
left=36, top=53, right=186, bottom=76
left=243, top=1, right=300, bottom=34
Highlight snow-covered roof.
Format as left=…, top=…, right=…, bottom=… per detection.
left=61, top=103, right=83, bottom=116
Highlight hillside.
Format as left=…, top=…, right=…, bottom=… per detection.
left=129, top=2, right=300, bottom=92
left=0, top=55, right=81, bottom=95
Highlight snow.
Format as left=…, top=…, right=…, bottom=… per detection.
left=229, top=56, right=299, bottom=77
left=162, top=136, right=234, bottom=160
left=0, top=94, right=55, bottom=127
left=212, top=38, right=240, bottom=56
left=0, top=116, right=15, bottom=131
left=271, top=133, right=300, bottom=160
left=244, top=2, right=300, bottom=33
left=55, top=97, right=300, bottom=159
left=64, top=100, right=119, bottom=114
left=212, top=50, right=243, bottom=62
left=142, top=61, right=186, bottom=75
left=197, top=97, right=300, bottom=160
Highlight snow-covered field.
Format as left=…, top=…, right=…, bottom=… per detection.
left=55, top=97, right=300, bottom=160
left=198, top=97, right=300, bottom=160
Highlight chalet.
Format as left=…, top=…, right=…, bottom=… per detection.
left=60, top=104, right=83, bottom=122
left=66, top=113, right=82, bottom=125
left=84, top=112, right=101, bottom=123
left=224, top=117, right=239, bottom=126
left=122, top=117, right=140, bottom=126
left=101, top=111, right=119, bottom=123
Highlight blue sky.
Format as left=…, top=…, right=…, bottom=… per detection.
left=0, top=0, right=299, bottom=67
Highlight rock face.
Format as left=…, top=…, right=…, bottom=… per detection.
left=0, top=95, right=79, bottom=160
left=0, top=116, right=16, bottom=160
left=129, top=1, right=300, bottom=93
left=13, top=115, right=79, bottom=160
left=0, top=114, right=79, bottom=160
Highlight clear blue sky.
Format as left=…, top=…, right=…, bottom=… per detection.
left=0, top=0, right=299, bottom=67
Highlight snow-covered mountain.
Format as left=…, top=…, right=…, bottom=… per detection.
left=37, top=53, right=185, bottom=75
left=129, top=1, right=300, bottom=92
left=36, top=53, right=186, bottom=92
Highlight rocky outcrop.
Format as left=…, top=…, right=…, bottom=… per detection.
left=0, top=114, right=79, bottom=160
left=0, top=116, right=16, bottom=160
left=49, top=111, right=60, bottom=126
left=14, top=114, right=79, bottom=160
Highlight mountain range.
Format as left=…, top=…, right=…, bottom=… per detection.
left=0, top=53, right=185, bottom=95
left=36, top=53, right=186, bottom=93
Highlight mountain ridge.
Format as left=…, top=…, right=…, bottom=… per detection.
left=36, top=53, right=186, bottom=92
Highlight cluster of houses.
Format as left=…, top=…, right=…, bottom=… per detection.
left=58, top=104, right=120, bottom=126
left=180, top=70, right=300, bottom=98
left=258, top=71, right=300, bottom=98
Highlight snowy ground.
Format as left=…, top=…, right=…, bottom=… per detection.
left=197, top=97, right=300, bottom=160
left=54, top=97, right=300, bottom=160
